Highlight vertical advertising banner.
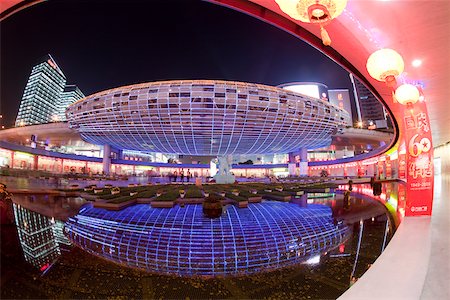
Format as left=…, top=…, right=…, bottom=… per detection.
left=385, top=156, right=392, bottom=179
left=398, top=152, right=407, bottom=179
left=397, top=183, right=407, bottom=221
left=402, top=102, right=434, bottom=216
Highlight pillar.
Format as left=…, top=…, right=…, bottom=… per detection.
left=102, top=144, right=111, bottom=175
left=299, top=148, right=308, bottom=176
left=33, top=155, right=39, bottom=170
left=288, top=152, right=296, bottom=176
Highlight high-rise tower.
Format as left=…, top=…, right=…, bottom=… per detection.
left=15, top=55, right=84, bottom=126
left=56, top=85, right=85, bottom=121
left=15, top=55, right=67, bottom=126
left=349, top=73, right=388, bottom=128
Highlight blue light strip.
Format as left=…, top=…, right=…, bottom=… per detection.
left=65, top=202, right=349, bottom=276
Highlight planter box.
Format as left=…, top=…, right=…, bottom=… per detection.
left=151, top=201, right=174, bottom=208
left=136, top=197, right=154, bottom=204
left=236, top=201, right=248, bottom=208
left=178, top=198, right=204, bottom=204
left=248, top=196, right=262, bottom=203
left=93, top=199, right=136, bottom=210
left=79, top=192, right=98, bottom=201
left=264, top=194, right=291, bottom=202
left=304, top=188, right=332, bottom=193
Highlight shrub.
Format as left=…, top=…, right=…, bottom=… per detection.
left=185, top=185, right=203, bottom=198
left=203, top=195, right=223, bottom=218
left=225, top=193, right=247, bottom=202
left=137, top=190, right=157, bottom=198
left=107, top=195, right=138, bottom=204
left=154, top=190, right=179, bottom=201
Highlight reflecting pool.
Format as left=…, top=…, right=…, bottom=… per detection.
left=1, top=181, right=403, bottom=299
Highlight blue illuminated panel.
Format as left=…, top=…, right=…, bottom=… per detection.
left=65, top=202, right=349, bottom=276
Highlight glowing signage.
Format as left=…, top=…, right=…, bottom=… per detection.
left=402, top=102, right=434, bottom=216
left=282, top=84, right=321, bottom=99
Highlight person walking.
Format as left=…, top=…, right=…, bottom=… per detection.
left=180, top=169, right=185, bottom=182
left=187, top=169, right=191, bottom=182
left=173, top=170, right=178, bottom=182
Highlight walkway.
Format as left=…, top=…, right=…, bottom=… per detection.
left=339, top=173, right=449, bottom=299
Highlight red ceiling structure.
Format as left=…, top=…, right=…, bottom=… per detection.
left=2, top=0, right=449, bottom=148
left=210, top=0, right=450, bottom=148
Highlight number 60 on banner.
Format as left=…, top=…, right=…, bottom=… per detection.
left=409, top=133, right=431, bottom=157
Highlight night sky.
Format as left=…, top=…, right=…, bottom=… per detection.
left=0, top=0, right=353, bottom=127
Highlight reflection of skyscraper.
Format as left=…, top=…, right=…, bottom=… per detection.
left=15, top=55, right=84, bottom=126
left=53, top=220, right=71, bottom=246
left=13, top=203, right=61, bottom=269
left=350, top=74, right=387, bottom=127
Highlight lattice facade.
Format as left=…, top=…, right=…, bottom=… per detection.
left=65, top=202, right=349, bottom=276
left=67, top=80, right=350, bottom=155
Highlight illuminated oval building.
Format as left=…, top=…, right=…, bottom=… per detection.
left=67, top=80, right=350, bottom=183
left=67, top=80, right=350, bottom=155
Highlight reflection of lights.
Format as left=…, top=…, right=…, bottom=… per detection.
left=412, top=59, right=422, bottom=68
left=40, top=263, right=50, bottom=272
left=66, top=203, right=349, bottom=276
left=305, top=255, right=321, bottom=265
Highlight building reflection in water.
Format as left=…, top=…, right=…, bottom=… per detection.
left=12, top=203, right=70, bottom=271
left=65, top=202, right=351, bottom=276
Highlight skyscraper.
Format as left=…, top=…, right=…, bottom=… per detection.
left=349, top=73, right=388, bottom=128
left=15, top=55, right=84, bottom=126
left=328, top=89, right=353, bottom=126
left=56, top=85, right=85, bottom=121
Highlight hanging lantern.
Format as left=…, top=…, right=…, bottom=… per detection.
left=366, top=49, right=404, bottom=87
left=394, top=84, right=420, bottom=106
left=275, top=0, right=348, bottom=46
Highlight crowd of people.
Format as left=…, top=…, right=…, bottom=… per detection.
left=167, top=168, right=197, bottom=182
